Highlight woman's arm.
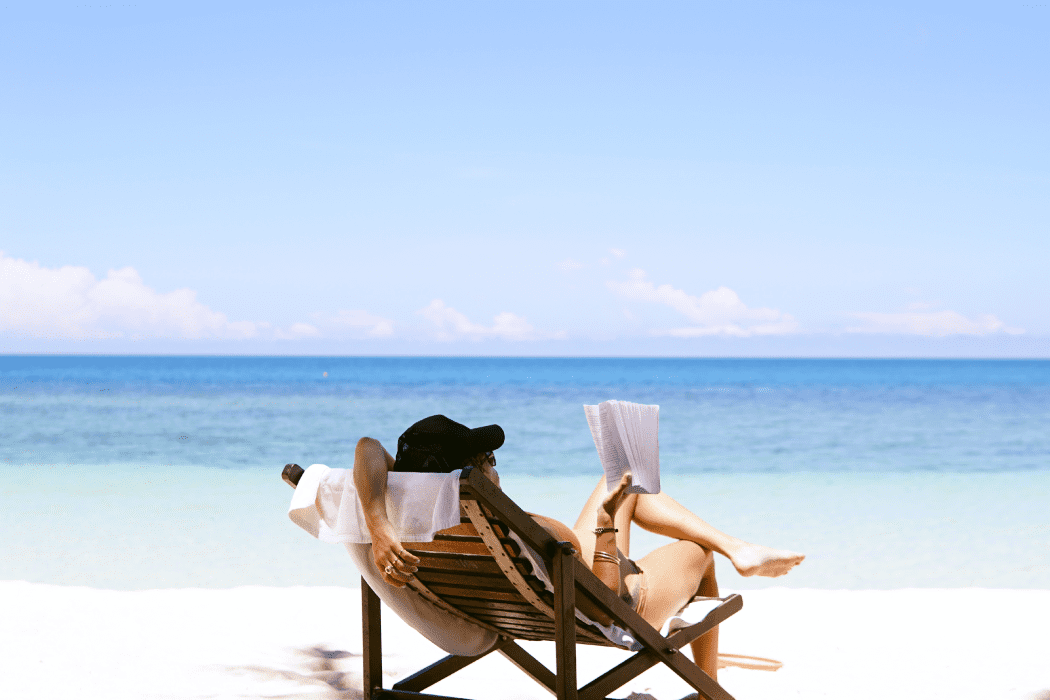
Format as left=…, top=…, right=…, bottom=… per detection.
left=528, top=514, right=611, bottom=625
left=352, top=437, right=419, bottom=587
left=527, top=473, right=632, bottom=626
left=590, top=472, right=632, bottom=598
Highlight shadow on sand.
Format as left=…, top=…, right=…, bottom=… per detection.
left=222, top=645, right=363, bottom=699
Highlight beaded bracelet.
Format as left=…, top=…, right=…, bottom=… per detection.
left=593, top=526, right=619, bottom=535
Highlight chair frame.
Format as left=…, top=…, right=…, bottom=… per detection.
left=362, top=465, right=743, bottom=700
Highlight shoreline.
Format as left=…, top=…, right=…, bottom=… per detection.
left=4, top=581, right=1047, bottom=700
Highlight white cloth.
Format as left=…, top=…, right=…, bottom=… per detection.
left=660, top=597, right=725, bottom=636
left=584, top=400, right=661, bottom=494
left=289, top=464, right=498, bottom=656
left=289, top=464, right=462, bottom=543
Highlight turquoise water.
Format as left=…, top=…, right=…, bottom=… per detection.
left=2, top=356, right=1048, bottom=589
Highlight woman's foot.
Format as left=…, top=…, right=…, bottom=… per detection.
left=729, top=544, right=805, bottom=577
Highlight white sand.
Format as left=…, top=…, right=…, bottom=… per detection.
left=2, top=582, right=1048, bottom=700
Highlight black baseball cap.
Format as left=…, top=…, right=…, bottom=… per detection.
left=392, top=414, right=505, bottom=473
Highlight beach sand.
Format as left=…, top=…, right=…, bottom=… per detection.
left=3, top=582, right=1047, bottom=700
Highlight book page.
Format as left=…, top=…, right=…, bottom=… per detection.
left=584, top=400, right=661, bottom=494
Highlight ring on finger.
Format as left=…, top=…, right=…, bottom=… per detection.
left=384, top=564, right=395, bottom=576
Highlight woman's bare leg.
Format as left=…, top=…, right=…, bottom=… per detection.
left=689, top=548, right=720, bottom=680
left=573, top=478, right=731, bottom=679
left=573, top=478, right=804, bottom=577
left=633, top=490, right=804, bottom=577
left=632, top=540, right=720, bottom=680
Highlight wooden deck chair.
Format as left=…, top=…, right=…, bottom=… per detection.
left=362, top=465, right=744, bottom=700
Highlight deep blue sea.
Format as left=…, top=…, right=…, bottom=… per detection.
left=2, top=356, right=1048, bottom=590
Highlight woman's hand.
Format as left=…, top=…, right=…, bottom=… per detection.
left=370, top=522, right=420, bottom=588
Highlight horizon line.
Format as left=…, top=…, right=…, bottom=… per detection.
left=3, top=353, right=1049, bottom=361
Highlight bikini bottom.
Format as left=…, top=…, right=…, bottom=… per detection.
left=619, top=555, right=649, bottom=615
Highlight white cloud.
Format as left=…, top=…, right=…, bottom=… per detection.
left=309, top=309, right=395, bottom=338
left=607, top=268, right=798, bottom=337
left=419, top=299, right=550, bottom=341
left=274, top=322, right=321, bottom=340
left=0, top=252, right=399, bottom=343
left=0, top=252, right=264, bottom=340
left=847, top=311, right=1024, bottom=336
left=610, top=248, right=626, bottom=258
left=556, top=259, right=584, bottom=272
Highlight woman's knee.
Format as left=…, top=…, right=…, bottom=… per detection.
left=676, top=539, right=709, bottom=560
left=678, top=541, right=718, bottom=596
left=675, top=540, right=715, bottom=574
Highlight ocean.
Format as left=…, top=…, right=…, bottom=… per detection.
left=2, top=356, right=1048, bottom=590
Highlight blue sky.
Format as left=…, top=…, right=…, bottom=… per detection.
left=1, top=1, right=1047, bottom=356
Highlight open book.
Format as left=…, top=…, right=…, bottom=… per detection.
left=583, top=400, right=661, bottom=494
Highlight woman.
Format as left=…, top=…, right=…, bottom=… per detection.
left=353, top=436, right=805, bottom=681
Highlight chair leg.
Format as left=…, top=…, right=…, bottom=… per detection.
left=660, top=650, right=735, bottom=700
left=498, top=640, right=557, bottom=694
left=393, top=641, right=504, bottom=693
left=363, top=578, right=383, bottom=699
left=578, top=652, right=659, bottom=700
left=552, top=543, right=578, bottom=700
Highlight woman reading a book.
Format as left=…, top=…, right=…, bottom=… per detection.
left=351, top=414, right=805, bottom=680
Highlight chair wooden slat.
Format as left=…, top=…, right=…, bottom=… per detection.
left=409, top=551, right=533, bottom=574
left=462, top=499, right=555, bottom=617
left=425, top=583, right=547, bottom=604
left=408, top=536, right=521, bottom=556
left=415, top=570, right=548, bottom=592
left=438, top=596, right=549, bottom=614
left=451, top=605, right=553, bottom=622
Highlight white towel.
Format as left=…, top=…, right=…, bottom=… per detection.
left=584, top=400, right=661, bottom=494
left=288, top=464, right=462, bottom=543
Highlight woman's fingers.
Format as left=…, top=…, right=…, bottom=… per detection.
left=373, top=540, right=419, bottom=587
left=608, top=471, right=633, bottom=502
left=379, top=560, right=414, bottom=587
left=601, top=472, right=633, bottom=518
left=386, top=565, right=414, bottom=586
left=397, top=547, right=421, bottom=566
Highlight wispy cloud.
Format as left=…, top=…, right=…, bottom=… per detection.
left=0, top=252, right=264, bottom=340
left=556, top=259, right=584, bottom=272
left=309, top=309, right=395, bottom=338
left=419, top=299, right=556, bottom=341
left=607, top=268, right=798, bottom=337
left=610, top=248, right=626, bottom=258
left=274, top=322, right=321, bottom=340
left=847, top=310, right=1024, bottom=336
